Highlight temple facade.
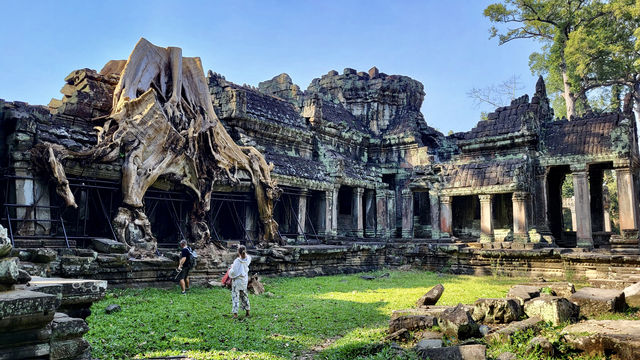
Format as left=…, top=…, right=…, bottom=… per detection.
left=1, top=62, right=638, bottom=250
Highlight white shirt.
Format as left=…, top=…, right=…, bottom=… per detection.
left=229, top=255, right=252, bottom=290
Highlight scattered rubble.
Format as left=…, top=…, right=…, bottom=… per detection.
left=569, top=287, right=626, bottom=316
left=417, top=284, right=444, bottom=307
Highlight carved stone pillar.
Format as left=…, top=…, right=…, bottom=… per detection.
left=440, top=195, right=452, bottom=237
left=376, top=190, right=388, bottom=238
left=534, top=168, right=550, bottom=233
left=429, top=190, right=440, bottom=239
left=616, top=168, right=639, bottom=239
left=512, top=192, right=529, bottom=242
left=353, top=188, right=364, bottom=238
left=326, top=188, right=338, bottom=237
left=401, top=189, right=413, bottom=239
left=479, top=194, right=494, bottom=243
left=572, top=170, right=593, bottom=247
left=297, top=191, right=308, bottom=240
left=386, top=190, right=396, bottom=238
left=365, top=190, right=376, bottom=237
left=316, top=192, right=328, bottom=237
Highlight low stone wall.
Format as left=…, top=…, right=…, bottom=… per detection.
left=12, top=241, right=640, bottom=288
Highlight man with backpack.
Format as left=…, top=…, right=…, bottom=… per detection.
left=176, top=240, right=196, bottom=295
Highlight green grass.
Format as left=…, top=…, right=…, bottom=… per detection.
left=86, top=270, right=523, bottom=359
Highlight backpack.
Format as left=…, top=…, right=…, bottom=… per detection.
left=187, top=247, right=198, bottom=268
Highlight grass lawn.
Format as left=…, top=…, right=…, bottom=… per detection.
left=86, top=270, right=524, bottom=359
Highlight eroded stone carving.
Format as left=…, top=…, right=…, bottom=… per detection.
left=32, top=38, right=282, bottom=257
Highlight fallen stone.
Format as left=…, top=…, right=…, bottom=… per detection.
left=562, top=320, right=640, bottom=359
left=623, top=282, right=640, bottom=308
left=208, top=280, right=224, bottom=287
left=478, top=325, right=489, bottom=336
left=527, top=336, right=553, bottom=356
left=417, top=284, right=445, bottom=307
left=523, top=296, right=579, bottom=326
left=31, top=248, right=57, bottom=263
left=247, top=274, right=265, bottom=295
left=0, top=224, right=11, bottom=258
left=472, top=298, right=522, bottom=324
left=414, top=338, right=443, bottom=350
left=527, top=281, right=575, bottom=298
left=496, top=352, right=517, bottom=360
left=506, top=285, right=539, bottom=305
left=384, top=328, right=410, bottom=342
left=360, top=275, right=376, bottom=280
left=50, top=338, right=90, bottom=360
left=438, top=303, right=480, bottom=340
left=415, top=344, right=486, bottom=360
left=51, top=312, right=89, bottom=340
left=486, top=317, right=544, bottom=342
left=379, top=272, right=390, bottom=278
left=398, top=264, right=411, bottom=271
left=0, top=290, right=59, bottom=331
left=91, top=238, right=127, bottom=254
left=0, top=257, right=19, bottom=285
left=389, top=315, right=437, bottom=333
left=17, top=268, right=31, bottom=284
left=569, top=287, right=626, bottom=316
left=105, top=304, right=121, bottom=314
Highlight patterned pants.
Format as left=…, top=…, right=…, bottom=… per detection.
left=231, top=281, right=250, bottom=314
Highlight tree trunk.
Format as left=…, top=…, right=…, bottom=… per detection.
left=562, top=68, right=577, bottom=120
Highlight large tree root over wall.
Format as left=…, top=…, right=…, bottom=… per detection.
left=32, top=38, right=282, bottom=257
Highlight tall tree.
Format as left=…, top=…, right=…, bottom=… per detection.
left=484, top=0, right=609, bottom=119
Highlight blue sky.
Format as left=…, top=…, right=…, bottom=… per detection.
left=0, top=0, right=541, bottom=133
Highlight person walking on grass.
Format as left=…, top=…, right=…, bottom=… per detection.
left=176, top=240, right=193, bottom=295
left=229, top=245, right=251, bottom=319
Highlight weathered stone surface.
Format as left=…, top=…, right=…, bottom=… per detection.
left=50, top=338, right=90, bottom=360
left=389, top=315, right=437, bottom=333
left=472, top=298, right=522, bottom=324
left=0, top=225, right=11, bottom=258
left=391, top=305, right=473, bottom=321
left=28, top=277, right=107, bottom=305
left=417, top=284, right=444, bottom=307
left=91, top=238, right=127, bottom=254
left=524, top=297, right=579, bottom=326
left=0, top=257, right=19, bottom=284
left=496, top=352, right=517, bottom=360
left=527, top=281, right=575, bottom=298
left=485, top=317, right=543, bottom=342
left=31, top=248, right=57, bottom=263
left=105, top=304, right=121, bottom=314
left=562, top=320, right=640, bottom=359
left=0, top=324, right=51, bottom=348
left=527, top=336, right=553, bottom=356
left=247, top=274, right=265, bottom=295
left=0, top=290, right=59, bottom=331
left=384, top=328, right=409, bottom=342
left=438, top=304, right=480, bottom=340
left=51, top=313, right=89, bottom=340
left=623, top=281, right=640, bottom=308
left=506, top=285, right=539, bottom=305
left=17, top=269, right=31, bottom=284
left=415, top=344, right=486, bottom=360
left=414, top=338, right=443, bottom=350
left=0, top=343, right=50, bottom=360
left=569, top=287, right=626, bottom=316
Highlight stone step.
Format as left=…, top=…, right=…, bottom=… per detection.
left=12, top=239, right=76, bottom=249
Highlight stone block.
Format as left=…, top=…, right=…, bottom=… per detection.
left=506, top=285, right=539, bottom=305
left=485, top=317, right=543, bottom=342
left=31, top=248, right=57, bottom=263
left=28, top=277, right=107, bottom=306
left=623, top=281, right=640, bottom=308
left=91, top=238, right=127, bottom=254
left=0, top=290, right=59, bottom=331
left=569, top=287, right=626, bottom=316
left=0, top=225, right=11, bottom=258
left=389, top=315, right=437, bottom=333
left=523, top=296, right=579, bottom=326
left=0, top=343, right=49, bottom=360
left=472, top=298, right=522, bottom=324
left=414, top=338, right=443, bottom=350
left=417, top=284, right=444, bottom=307
left=0, top=324, right=51, bottom=348
left=415, top=344, right=486, bottom=360
left=0, top=257, right=19, bottom=285
left=562, top=320, right=640, bottom=359
left=50, top=338, right=90, bottom=360
left=527, top=281, right=575, bottom=298
left=51, top=313, right=89, bottom=340
left=527, top=336, right=553, bottom=356
left=437, top=303, right=480, bottom=340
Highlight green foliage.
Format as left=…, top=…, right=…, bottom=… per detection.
left=86, top=270, right=522, bottom=359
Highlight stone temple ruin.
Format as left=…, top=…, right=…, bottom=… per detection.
left=1, top=38, right=640, bottom=282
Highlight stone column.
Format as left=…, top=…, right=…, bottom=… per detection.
left=616, top=168, right=639, bottom=239
left=570, top=203, right=577, bottom=231
left=386, top=190, right=396, bottom=238
left=429, top=190, right=440, bottom=239
left=512, top=192, right=529, bottom=242
left=376, top=190, right=388, bottom=238
left=315, top=192, right=328, bottom=237
left=297, top=191, right=308, bottom=240
left=440, top=196, right=452, bottom=237
left=479, top=194, right=494, bottom=243
left=353, top=188, right=364, bottom=238
left=603, top=188, right=612, bottom=232
left=365, top=190, right=376, bottom=237
left=401, top=189, right=413, bottom=239
left=325, top=188, right=338, bottom=237
left=534, top=168, right=550, bottom=233
left=572, top=170, right=593, bottom=247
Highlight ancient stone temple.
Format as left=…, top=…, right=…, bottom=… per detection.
left=0, top=39, right=639, bottom=283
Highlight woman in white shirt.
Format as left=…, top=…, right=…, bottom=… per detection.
left=228, top=245, right=252, bottom=319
